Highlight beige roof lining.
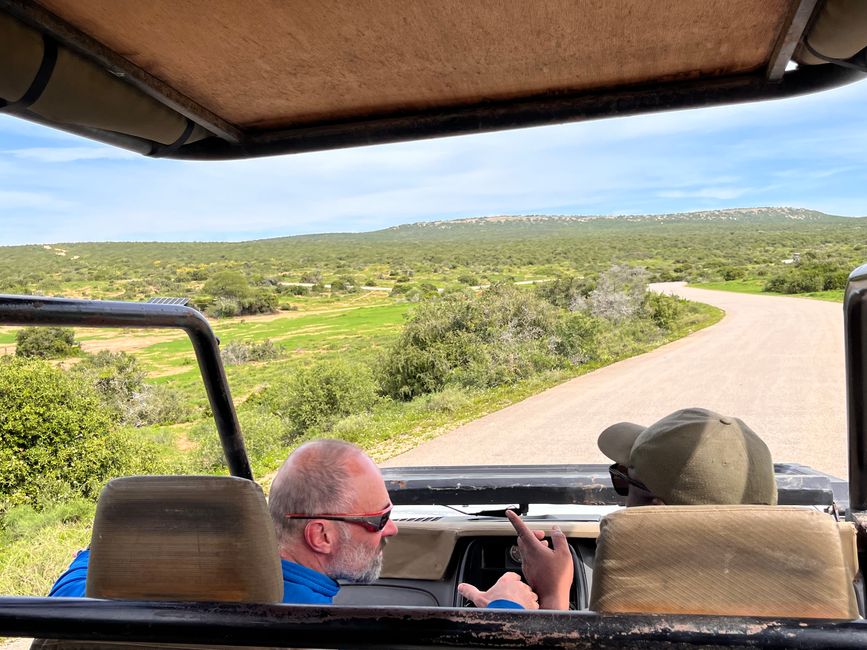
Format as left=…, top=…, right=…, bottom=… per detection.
left=4, top=0, right=865, bottom=159
left=36, top=0, right=793, bottom=131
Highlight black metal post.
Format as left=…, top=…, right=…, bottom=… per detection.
left=0, top=294, right=253, bottom=480
left=845, top=265, right=867, bottom=512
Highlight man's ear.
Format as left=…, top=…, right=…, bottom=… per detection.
left=303, top=520, right=337, bottom=555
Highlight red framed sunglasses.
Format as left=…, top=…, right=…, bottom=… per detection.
left=284, top=505, right=393, bottom=532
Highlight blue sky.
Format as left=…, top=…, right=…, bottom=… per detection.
left=1, top=78, right=866, bottom=246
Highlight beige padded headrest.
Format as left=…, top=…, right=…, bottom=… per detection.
left=85, top=475, right=282, bottom=602
left=590, top=506, right=859, bottom=619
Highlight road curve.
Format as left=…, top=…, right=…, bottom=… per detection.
left=384, top=283, right=847, bottom=479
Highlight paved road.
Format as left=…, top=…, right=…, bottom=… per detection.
left=384, top=283, right=848, bottom=479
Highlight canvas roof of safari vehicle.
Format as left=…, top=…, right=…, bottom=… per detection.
left=1, top=0, right=867, bottom=160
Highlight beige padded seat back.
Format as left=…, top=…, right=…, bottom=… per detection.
left=590, top=506, right=859, bottom=619
left=86, top=475, right=282, bottom=602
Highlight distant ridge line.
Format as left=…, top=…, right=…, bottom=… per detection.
left=386, top=207, right=839, bottom=231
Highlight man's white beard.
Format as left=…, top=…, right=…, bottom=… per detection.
left=327, top=528, right=384, bottom=584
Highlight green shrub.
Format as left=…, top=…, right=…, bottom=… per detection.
left=390, top=281, right=412, bottom=296
left=241, top=288, right=278, bottom=314
left=763, top=263, right=851, bottom=294
left=721, top=266, right=746, bottom=281
left=287, top=284, right=310, bottom=296
left=643, top=292, right=685, bottom=329
left=299, top=270, right=323, bottom=284
left=764, top=271, right=823, bottom=294
left=551, top=311, right=602, bottom=364
left=330, top=275, right=359, bottom=293
left=70, top=351, right=190, bottom=427
left=0, top=358, right=160, bottom=508
left=260, top=360, right=378, bottom=434
left=15, top=327, right=79, bottom=359
left=192, top=409, right=288, bottom=471
left=378, top=284, right=567, bottom=399
left=211, top=296, right=240, bottom=317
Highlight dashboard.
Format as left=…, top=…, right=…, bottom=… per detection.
left=333, top=506, right=604, bottom=609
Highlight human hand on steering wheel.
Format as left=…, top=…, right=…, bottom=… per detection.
left=457, top=572, right=539, bottom=609
left=506, top=509, right=573, bottom=610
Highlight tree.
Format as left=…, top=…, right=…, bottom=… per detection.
left=201, top=271, right=276, bottom=316
left=203, top=270, right=251, bottom=301
left=15, top=327, right=79, bottom=359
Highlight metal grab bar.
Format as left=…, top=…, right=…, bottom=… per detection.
left=0, top=294, right=252, bottom=480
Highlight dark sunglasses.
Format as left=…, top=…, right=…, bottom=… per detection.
left=608, top=463, right=651, bottom=497
left=285, top=506, right=393, bottom=533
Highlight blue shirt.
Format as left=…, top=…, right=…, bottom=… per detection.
left=280, top=559, right=340, bottom=604
left=47, top=549, right=90, bottom=597
left=48, top=552, right=521, bottom=609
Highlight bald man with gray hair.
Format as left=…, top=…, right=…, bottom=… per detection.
left=269, top=439, right=538, bottom=608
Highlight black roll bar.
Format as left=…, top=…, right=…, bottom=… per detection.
left=0, top=294, right=252, bottom=480
left=3, top=597, right=867, bottom=649
left=846, top=264, right=867, bottom=513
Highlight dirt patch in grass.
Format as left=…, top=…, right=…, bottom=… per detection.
left=79, top=333, right=184, bottom=354
left=175, top=430, right=196, bottom=452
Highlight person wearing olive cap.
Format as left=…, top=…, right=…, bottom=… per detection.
left=598, top=407, right=777, bottom=506
left=493, top=407, right=779, bottom=612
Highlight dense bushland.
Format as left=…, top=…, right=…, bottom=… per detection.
left=2, top=209, right=864, bottom=310
left=764, top=259, right=851, bottom=295
left=377, top=267, right=693, bottom=400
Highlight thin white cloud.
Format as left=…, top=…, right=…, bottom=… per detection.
left=5, top=146, right=138, bottom=163
left=0, top=190, right=73, bottom=210
left=657, top=187, right=751, bottom=200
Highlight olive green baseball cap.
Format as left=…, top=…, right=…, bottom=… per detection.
left=598, top=407, right=777, bottom=505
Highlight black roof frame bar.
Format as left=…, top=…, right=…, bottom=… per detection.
left=163, top=65, right=867, bottom=161
left=0, top=294, right=252, bottom=480
left=0, top=0, right=242, bottom=144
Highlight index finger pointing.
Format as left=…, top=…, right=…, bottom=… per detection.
left=506, top=509, right=534, bottom=540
